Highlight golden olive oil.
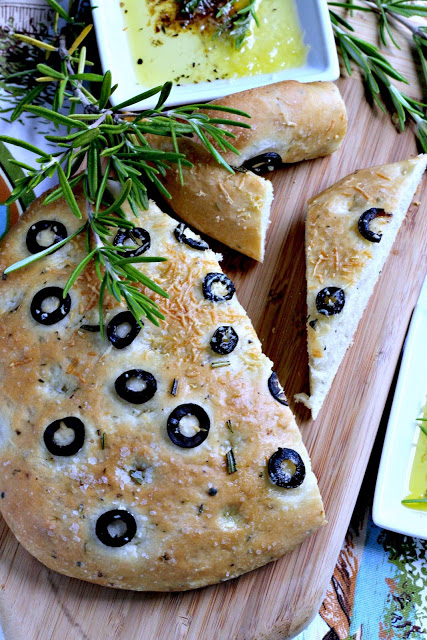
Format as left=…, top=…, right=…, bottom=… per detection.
left=403, top=401, right=427, bottom=512
left=120, top=0, right=307, bottom=87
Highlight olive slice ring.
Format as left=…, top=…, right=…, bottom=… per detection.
left=26, top=220, right=67, bottom=255
left=167, top=403, right=210, bottom=448
left=107, top=311, right=142, bottom=349
left=268, top=371, right=288, bottom=406
left=43, top=417, right=85, bottom=457
left=30, top=286, right=71, bottom=325
left=268, top=448, right=306, bottom=489
left=174, top=223, right=209, bottom=251
left=114, top=369, right=157, bottom=404
left=95, top=509, right=137, bottom=547
left=210, top=325, right=239, bottom=355
left=315, top=286, right=345, bottom=316
left=242, top=152, right=282, bottom=175
left=358, top=208, right=392, bottom=243
left=202, top=273, right=235, bottom=303
left=113, top=227, right=150, bottom=258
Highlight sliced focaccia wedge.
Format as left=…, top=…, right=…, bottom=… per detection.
left=146, top=80, right=347, bottom=262
left=295, top=155, right=427, bottom=419
left=0, top=189, right=324, bottom=591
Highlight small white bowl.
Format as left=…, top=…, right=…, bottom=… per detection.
left=91, top=0, right=339, bottom=110
left=373, top=275, right=427, bottom=540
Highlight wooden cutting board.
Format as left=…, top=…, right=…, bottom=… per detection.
left=0, top=10, right=425, bottom=640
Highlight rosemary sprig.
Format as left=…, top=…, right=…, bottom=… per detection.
left=1, top=0, right=250, bottom=331
left=328, top=1, right=427, bottom=151
left=179, top=0, right=202, bottom=16
left=216, top=0, right=260, bottom=49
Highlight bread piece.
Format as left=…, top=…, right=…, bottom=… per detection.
left=0, top=189, right=325, bottom=591
left=203, top=80, right=347, bottom=166
left=148, top=80, right=347, bottom=261
left=295, top=155, right=427, bottom=419
left=147, top=135, right=274, bottom=261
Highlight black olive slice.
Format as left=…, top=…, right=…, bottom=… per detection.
left=203, top=273, right=235, bottom=303
left=26, top=220, right=67, bottom=254
left=30, top=286, right=71, bottom=325
left=174, top=223, right=209, bottom=251
left=114, top=369, right=157, bottom=404
left=268, top=371, right=288, bottom=406
left=167, top=403, right=210, bottom=448
left=268, top=448, right=305, bottom=488
left=43, top=417, right=85, bottom=457
left=242, top=152, right=282, bottom=175
left=113, top=227, right=150, bottom=258
left=358, top=208, right=392, bottom=243
left=210, top=325, right=239, bottom=355
left=107, top=311, right=142, bottom=349
left=95, top=509, right=137, bottom=547
left=315, top=286, right=345, bottom=316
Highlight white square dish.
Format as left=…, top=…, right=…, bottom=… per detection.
left=373, top=274, right=427, bottom=540
left=90, top=0, right=339, bottom=110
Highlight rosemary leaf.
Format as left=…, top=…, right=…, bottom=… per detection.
left=45, top=0, right=70, bottom=20
left=101, top=179, right=132, bottom=216
left=57, top=164, right=83, bottom=218
left=98, top=70, right=112, bottom=110
left=226, top=449, right=237, bottom=474
left=416, top=419, right=427, bottom=437
left=111, top=86, right=164, bottom=112
left=63, top=248, right=98, bottom=296
left=4, top=223, right=87, bottom=274
left=25, top=105, right=88, bottom=129
left=0, top=135, right=50, bottom=158
left=13, top=34, right=57, bottom=51
left=68, top=25, right=93, bottom=56
left=11, top=84, right=45, bottom=122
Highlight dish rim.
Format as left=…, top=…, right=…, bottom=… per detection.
left=373, top=276, right=427, bottom=540
left=90, top=0, right=339, bottom=110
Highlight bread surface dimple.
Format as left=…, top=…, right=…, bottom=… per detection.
left=0, top=189, right=324, bottom=590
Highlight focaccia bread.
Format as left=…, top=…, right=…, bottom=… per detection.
left=0, top=189, right=325, bottom=591
left=148, top=80, right=347, bottom=261
left=295, top=155, right=427, bottom=419
left=147, top=134, right=274, bottom=261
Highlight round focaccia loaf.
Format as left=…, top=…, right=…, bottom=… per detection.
left=0, top=189, right=324, bottom=591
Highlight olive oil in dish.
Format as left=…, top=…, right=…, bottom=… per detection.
left=120, top=0, right=307, bottom=87
left=403, top=399, right=427, bottom=512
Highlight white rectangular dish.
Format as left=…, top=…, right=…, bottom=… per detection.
left=90, top=0, right=339, bottom=110
left=373, top=273, right=427, bottom=540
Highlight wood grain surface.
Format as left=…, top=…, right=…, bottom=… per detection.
left=0, top=9, right=426, bottom=640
